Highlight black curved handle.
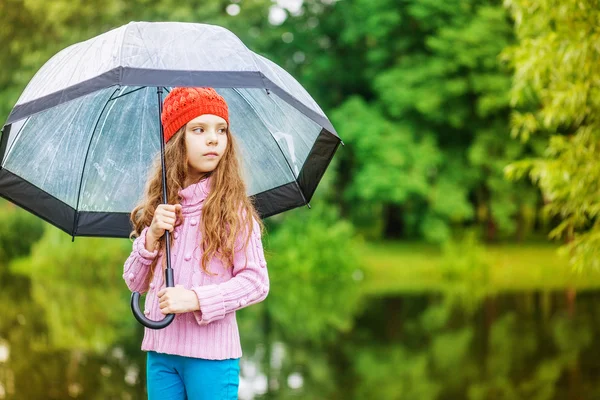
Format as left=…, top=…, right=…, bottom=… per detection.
left=130, top=87, right=177, bottom=330
left=131, top=266, right=175, bottom=329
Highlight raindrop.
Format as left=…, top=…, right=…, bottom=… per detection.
left=100, top=365, right=112, bottom=377
left=249, top=27, right=260, bottom=38
left=124, top=365, right=139, bottom=386
left=68, top=383, right=82, bottom=397
left=269, top=6, right=287, bottom=26
left=277, top=0, right=303, bottom=16
left=318, top=36, right=331, bottom=49
left=309, top=3, right=324, bottom=13
left=352, top=269, right=364, bottom=281
left=226, top=4, right=241, bottom=16
left=0, top=341, right=9, bottom=363
left=111, top=347, right=124, bottom=360
left=271, top=341, right=285, bottom=369
left=293, top=51, right=306, bottom=64
left=282, top=32, right=294, bottom=43
left=240, top=359, right=258, bottom=377
left=287, top=372, right=304, bottom=389
left=254, top=374, right=268, bottom=394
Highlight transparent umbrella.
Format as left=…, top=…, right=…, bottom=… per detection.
left=0, top=21, right=342, bottom=329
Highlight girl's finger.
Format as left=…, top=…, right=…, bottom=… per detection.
left=159, top=204, right=179, bottom=213
left=157, top=210, right=176, bottom=220
left=157, top=222, right=174, bottom=232
left=166, top=212, right=177, bottom=220
left=158, top=216, right=176, bottom=225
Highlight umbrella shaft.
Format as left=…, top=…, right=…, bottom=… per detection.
left=157, top=87, right=173, bottom=280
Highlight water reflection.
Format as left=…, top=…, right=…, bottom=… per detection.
left=2, top=272, right=600, bottom=398
left=336, top=292, right=600, bottom=400
left=236, top=291, right=600, bottom=399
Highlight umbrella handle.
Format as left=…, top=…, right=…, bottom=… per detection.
left=130, top=267, right=175, bottom=329
left=129, top=86, right=176, bottom=330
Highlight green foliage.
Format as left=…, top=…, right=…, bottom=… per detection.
left=359, top=239, right=600, bottom=295
left=2, top=0, right=599, bottom=396
left=268, top=0, right=540, bottom=242
left=466, top=308, right=595, bottom=400
left=9, top=227, right=134, bottom=352
left=330, top=96, right=443, bottom=239
left=440, top=232, right=490, bottom=312
left=503, top=0, right=600, bottom=269
left=0, top=0, right=550, bottom=246
left=0, top=202, right=44, bottom=263
left=353, top=346, right=441, bottom=400
left=346, top=294, right=600, bottom=400
left=266, top=202, right=362, bottom=343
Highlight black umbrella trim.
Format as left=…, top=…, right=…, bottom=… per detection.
left=0, top=126, right=341, bottom=238
left=0, top=124, right=11, bottom=165
left=0, top=132, right=338, bottom=238
left=297, top=128, right=341, bottom=204
left=0, top=167, right=76, bottom=234
left=6, top=69, right=338, bottom=138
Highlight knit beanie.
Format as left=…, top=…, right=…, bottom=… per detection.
left=160, top=87, right=229, bottom=143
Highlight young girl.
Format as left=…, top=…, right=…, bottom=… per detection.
left=123, top=87, right=269, bottom=400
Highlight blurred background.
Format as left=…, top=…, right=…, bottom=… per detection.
left=1, top=0, right=599, bottom=398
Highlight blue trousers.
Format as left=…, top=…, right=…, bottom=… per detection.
left=146, top=351, right=240, bottom=400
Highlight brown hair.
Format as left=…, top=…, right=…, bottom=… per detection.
left=129, top=124, right=264, bottom=291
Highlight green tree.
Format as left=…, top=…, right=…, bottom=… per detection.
left=503, top=0, right=600, bottom=269
left=261, top=0, right=540, bottom=242
left=266, top=202, right=361, bottom=344
left=10, top=228, right=134, bottom=352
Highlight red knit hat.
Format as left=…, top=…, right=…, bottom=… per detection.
left=161, top=87, right=229, bottom=143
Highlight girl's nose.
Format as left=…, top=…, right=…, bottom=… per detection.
left=206, top=130, right=218, bottom=144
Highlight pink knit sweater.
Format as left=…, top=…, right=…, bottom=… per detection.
left=122, top=176, right=269, bottom=360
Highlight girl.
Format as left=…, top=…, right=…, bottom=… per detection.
left=123, top=87, right=269, bottom=400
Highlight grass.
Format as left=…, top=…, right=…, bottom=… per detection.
left=359, top=240, right=600, bottom=295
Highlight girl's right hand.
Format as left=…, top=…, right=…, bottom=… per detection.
left=146, top=204, right=182, bottom=251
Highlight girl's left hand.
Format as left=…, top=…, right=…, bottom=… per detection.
left=157, top=285, right=200, bottom=314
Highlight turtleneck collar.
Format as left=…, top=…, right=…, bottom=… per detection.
left=178, top=174, right=212, bottom=209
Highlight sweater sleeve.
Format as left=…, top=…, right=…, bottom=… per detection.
left=123, top=226, right=159, bottom=294
left=191, top=217, right=270, bottom=325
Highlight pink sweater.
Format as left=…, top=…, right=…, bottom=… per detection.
left=122, top=176, right=269, bottom=360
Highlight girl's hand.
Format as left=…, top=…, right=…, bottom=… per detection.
left=146, top=203, right=182, bottom=250
left=157, top=285, right=200, bottom=314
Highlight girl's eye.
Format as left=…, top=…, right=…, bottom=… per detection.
left=193, top=127, right=203, bottom=133
left=219, top=128, right=227, bottom=133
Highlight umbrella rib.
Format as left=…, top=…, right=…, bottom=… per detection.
left=3, top=117, right=32, bottom=163
left=110, top=86, right=146, bottom=101
left=232, top=88, right=309, bottom=206
left=71, top=87, right=121, bottom=236
left=40, top=98, right=89, bottom=194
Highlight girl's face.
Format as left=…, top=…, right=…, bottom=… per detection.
left=184, top=114, right=229, bottom=178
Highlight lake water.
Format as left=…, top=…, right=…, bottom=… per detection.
left=1, top=270, right=599, bottom=399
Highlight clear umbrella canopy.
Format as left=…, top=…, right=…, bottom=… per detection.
left=0, top=22, right=341, bottom=237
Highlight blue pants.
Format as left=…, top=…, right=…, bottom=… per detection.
left=146, top=351, right=240, bottom=400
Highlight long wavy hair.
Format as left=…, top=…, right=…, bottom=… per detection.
left=130, top=123, right=264, bottom=291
